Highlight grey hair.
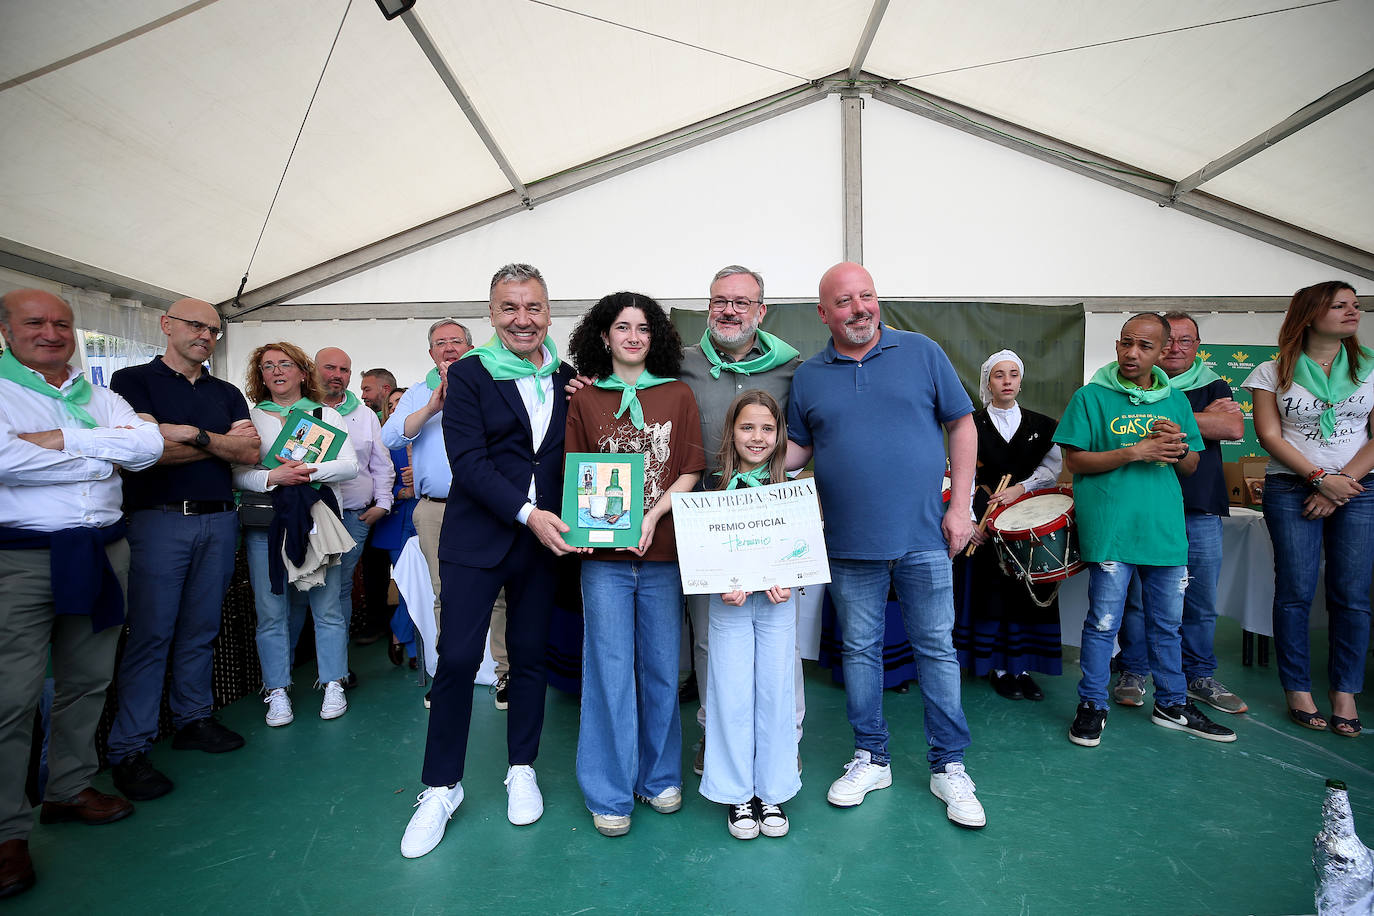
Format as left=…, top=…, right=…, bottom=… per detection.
left=489, top=263, right=547, bottom=297
left=712, top=265, right=765, bottom=301
left=1161, top=309, right=1200, bottom=340
left=427, top=319, right=472, bottom=348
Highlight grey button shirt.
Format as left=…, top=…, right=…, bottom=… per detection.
left=678, top=342, right=800, bottom=475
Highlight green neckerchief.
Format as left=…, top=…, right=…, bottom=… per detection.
left=461, top=336, right=561, bottom=403
left=1088, top=362, right=1172, bottom=405
left=594, top=370, right=674, bottom=430
left=1293, top=345, right=1374, bottom=443
left=1167, top=357, right=1222, bottom=392
left=700, top=329, right=799, bottom=380
left=424, top=366, right=442, bottom=391
left=331, top=390, right=361, bottom=415
left=726, top=466, right=771, bottom=490
left=0, top=347, right=96, bottom=427
left=255, top=396, right=323, bottom=415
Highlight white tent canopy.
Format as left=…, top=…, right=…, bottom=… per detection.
left=2, top=0, right=1371, bottom=315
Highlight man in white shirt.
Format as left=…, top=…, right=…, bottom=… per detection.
left=0, top=289, right=163, bottom=899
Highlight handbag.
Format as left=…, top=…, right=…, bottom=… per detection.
left=238, top=489, right=275, bottom=527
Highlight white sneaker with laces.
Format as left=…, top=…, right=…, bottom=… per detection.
left=320, top=680, right=348, bottom=720
left=930, top=761, right=986, bottom=828
left=264, top=688, right=293, bottom=727
left=400, top=784, right=464, bottom=858
left=504, top=765, right=544, bottom=826
left=637, top=786, right=682, bottom=814
left=826, top=750, right=892, bottom=807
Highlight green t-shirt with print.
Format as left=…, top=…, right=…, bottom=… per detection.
left=1053, top=373, right=1204, bottom=567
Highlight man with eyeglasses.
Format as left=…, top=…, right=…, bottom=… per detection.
left=1111, top=310, right=1248, bottom=715
left=0, top=289, right=163, bottom=898
left=676, top=265, right=802, bottom=777
left=102, top=298, right=260, bottom=803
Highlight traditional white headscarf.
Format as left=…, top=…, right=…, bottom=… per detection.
left=978, top=349, right=1024, bottom=406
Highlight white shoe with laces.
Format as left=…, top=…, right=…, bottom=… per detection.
left=263, top=688, right=293, bottom=727
left=400, top=784, right=464, bottom=858
left=826, top=750, right=891, bottom=807
left=320, top=680, right=347, bottom=720
left=504, top=765, right=544, bottom=826
left=929, top=761, right=986, bottom=828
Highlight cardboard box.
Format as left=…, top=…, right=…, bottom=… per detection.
left=1224, top=457, right=1268, bottom=507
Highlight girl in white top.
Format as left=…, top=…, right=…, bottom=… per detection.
left=1243, top=281, right=1374, bottom=737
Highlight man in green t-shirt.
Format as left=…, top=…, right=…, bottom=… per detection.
left=1053, top=313, right=1236, bottom=748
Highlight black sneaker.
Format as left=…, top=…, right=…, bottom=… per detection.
left=1068, top=701, right=1107, bottom=747
left=1150, top=701, right=1237, bottom=742
left=171, top=717, right=245, bottom=754
left=727, top=800, right=759, bottom=840
left=112, top=752, right=174, bottom=800
left=493, top=675, right=509, bottom=711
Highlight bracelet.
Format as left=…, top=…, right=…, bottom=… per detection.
left=1306, top=467, right=1327, bottom=483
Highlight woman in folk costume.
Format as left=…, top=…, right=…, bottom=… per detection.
left=955, top=349, right=1064, bottom=701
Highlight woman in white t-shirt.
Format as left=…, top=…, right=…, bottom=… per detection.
left=1243, top=281, right=1374, bottom=738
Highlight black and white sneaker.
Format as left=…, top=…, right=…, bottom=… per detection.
left=1150, top=701, right=1237, bottom=742
left=727, top=801, right=760, bottom=840
left=1068, top=701, right=1107, bottom=747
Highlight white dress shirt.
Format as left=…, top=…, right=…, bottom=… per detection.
left=0, top=365, right=163, bottom=531
left=986, top=402, right=1063, bottom=491
left=512, top=349, right=554, bottom=525
left=328, top=400, right=395, bottom=512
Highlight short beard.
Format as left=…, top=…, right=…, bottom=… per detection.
left=708, top=315, right=758, bottom=351
left=842, top=318, right=875, bottom=347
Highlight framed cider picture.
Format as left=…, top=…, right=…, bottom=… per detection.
left=561, top=452, right=644, bottom=549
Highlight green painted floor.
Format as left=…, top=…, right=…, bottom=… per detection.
left=12, top=616, right=1373, bottom=916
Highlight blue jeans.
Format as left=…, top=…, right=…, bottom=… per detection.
left=1079, top=562, right=1187, bottom=708
left=1116, top=512, right=1223, bottom=682
left=107, top=509, right=238, bottom=760
left=244, top=528, right=348, bottom=689
left=699, top=591, right=801, bottom=806
left=577, top=560, right=683, bottom=817
left=1263, top=474, right=1374, bottom=694
left=337, top=509, right=371, bottom=630
left=827, top=551, right=971, bottom=771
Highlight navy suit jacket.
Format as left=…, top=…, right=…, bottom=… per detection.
left=438, top=353, right=574, bottom=569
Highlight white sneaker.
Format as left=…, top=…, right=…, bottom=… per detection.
left=826, top=750, right=891, bottom=807
left=636, top=786, right=682, bottom=814
left=504, top=765, right=544, bottom=826
left=264, top=688, right=293, bottom=727
left=400, top=784, right=464, bottom=858
left=320, top=680, right=347, bottom=720
left=930, top=761, right=986, bottom=828
left=592, top=813, right=631, bottom=837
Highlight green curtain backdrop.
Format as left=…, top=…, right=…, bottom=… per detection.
left=672, top=301, right=1085, bottom=420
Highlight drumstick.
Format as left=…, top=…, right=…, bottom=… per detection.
left=965, top=474, right=1013, bottom=557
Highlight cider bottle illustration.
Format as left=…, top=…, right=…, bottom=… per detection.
left=605, top=468, right=624, bottom=516
left=303, top=433, right=326, bottom=463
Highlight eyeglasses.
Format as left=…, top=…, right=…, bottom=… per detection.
left=431, top=337, right=468, bottom=349
left=167, top=314, right=224, bottom=339
left=708, top=298, right=761, bottom=313
left=260, top=360, right=298, bottom=373
left=1167, top=336, right=1198, bottom=348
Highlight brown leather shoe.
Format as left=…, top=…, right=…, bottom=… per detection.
left=0, top=839, right=35, bottom=898
left=39, top=788, right=134, bottom=826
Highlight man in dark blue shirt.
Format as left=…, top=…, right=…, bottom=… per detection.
left=106, top=298, right=261, bottom=801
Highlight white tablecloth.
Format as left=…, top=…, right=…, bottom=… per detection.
left=393, top=535, right=497, bottom=684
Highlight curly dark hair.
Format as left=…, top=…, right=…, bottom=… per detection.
left=567, top=291, right=683, bottom=380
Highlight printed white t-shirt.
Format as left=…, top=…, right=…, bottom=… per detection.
left=1242, top=359, right=1374, bottom=476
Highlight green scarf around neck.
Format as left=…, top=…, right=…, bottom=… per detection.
left=331, top=390, right=362, bottom=415
left=700, top=328, right=799, bottom=380
left=1089, top=362, right=1172, bottom=405
left=462, top=336, right=560, bottom=403
left=1293, top=345, right=1374, bottom=442
left=255, top=396, right=323, bottom=415
left=726, top=466, right=771, bottom=490
left=1167, top=357, right=1222, bottom=392
left=0, top=347, right=95, bottom=427
left=594, top=370, right=674, bottom=430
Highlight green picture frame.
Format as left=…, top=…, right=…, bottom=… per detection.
left=561, top=452, right=645, bottom=549
left=264, top=408, right=348, bottom=489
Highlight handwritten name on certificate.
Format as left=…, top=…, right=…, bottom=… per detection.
left=671, top=478, right=830, bottom=595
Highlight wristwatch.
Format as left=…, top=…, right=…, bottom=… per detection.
left=193, top=428, right=210, bottom=448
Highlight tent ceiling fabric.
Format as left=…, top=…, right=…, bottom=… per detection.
left=1, top=0, right=1370, bottom=308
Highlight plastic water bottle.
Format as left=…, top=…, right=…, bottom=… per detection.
left=1314, top=779, right=1374, bottom=915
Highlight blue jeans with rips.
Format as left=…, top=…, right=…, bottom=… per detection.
left=576, top=559, right=683, bottom=817
left=1262, top=474, right=1374, bottom=694
left=1115, top=512, right=1223, bottom=682
left=827, top=550, right=971, bottom=772
left=1079, top=561, right=1188, bottom=709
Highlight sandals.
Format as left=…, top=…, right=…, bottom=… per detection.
left=1330, top=715, right=1362, bottom=738
left=1288, top=707, right=1328, bottom=731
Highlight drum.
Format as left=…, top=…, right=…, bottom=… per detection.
left=986, top=486, right=1084, bottom=585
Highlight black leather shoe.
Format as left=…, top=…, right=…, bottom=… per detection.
left=345, top=670, right=359, bottom=690
left=989, top=672, right=1023, bottom=700
left=1016, top=673, right=1045, bottom=701
left=387, top=640, right=404, bottom=666
left=0, top=839, right=35, bottom=899
left=112, top=752, right=174, bottom=800
left=172, top=717, right=245, bottom=754
left=39, top=788, right=133, bottom=825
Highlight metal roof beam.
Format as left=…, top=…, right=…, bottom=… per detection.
left=847, top=0, right=890, bottom=81
left=841, top=91, right=864, bottom=263
left=871, top=82, right=1374, bottom=280
left=0, top=237, right=180, bottom=308
left=222, top=79, right=835, bottom=318
left=399, top=8, right=531, bottom=206
left=1171, top=67, right=1374, bottom=201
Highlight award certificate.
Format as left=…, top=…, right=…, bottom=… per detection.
left=671, top=478, right=829, bottom=595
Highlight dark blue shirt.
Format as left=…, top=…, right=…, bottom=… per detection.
left=110, top=357, right=250, bottom=509
left=1180, top=378, right=1233, bottom=517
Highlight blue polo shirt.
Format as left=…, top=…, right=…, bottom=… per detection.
left=788, top=327, right=973, bottom=560
left=110, top=356, right=250, bottom=509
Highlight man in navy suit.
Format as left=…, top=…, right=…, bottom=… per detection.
left=400, top=263, right=583, bottom=859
